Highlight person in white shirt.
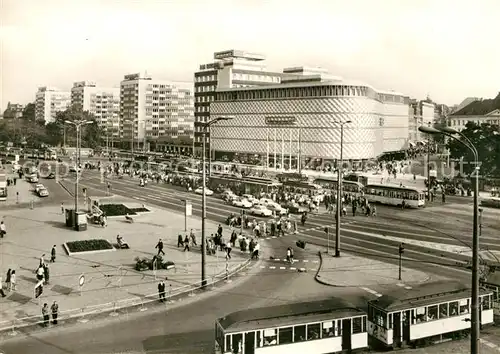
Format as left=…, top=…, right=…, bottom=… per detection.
left=0, top=221, right=6, bottom=238
left=0, top=276, right=6, bottom=297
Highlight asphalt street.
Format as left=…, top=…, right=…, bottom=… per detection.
left=73, top=170, right=498, bottom=281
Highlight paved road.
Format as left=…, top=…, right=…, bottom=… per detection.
left=74, top=171, right=499, bottom=280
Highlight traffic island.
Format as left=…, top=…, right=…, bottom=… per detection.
left=63, top=239, right=116, bottom=256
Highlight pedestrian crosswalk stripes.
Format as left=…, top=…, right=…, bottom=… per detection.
left=259, top=265, right=318, bottom=272
left=267, top=259, right=319, bottom=263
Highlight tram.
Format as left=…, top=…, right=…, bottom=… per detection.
left=363, top=184, right=425, bottom=208
left=313, top=177, right=364, bottom=196
left=367, top=281, right=494, bottom=349
left=215, top=298, right=368, bottom=354
left=481, top=273, right=500, bottom=318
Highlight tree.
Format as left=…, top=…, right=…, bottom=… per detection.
left=53, top=107, right=103, bottom=149
left=447, top=122, right=500, bottom=177
left=21, top=103, right=36, bottom=121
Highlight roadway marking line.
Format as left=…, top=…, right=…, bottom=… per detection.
left=312, top=260, right=319, bottom=263
left=271, top=236, right=277, bottom=239
left=269, top=266, right=276, bottom=269
left=310, top=268, right=317, bottom=271
left=133, top=196, right=146, bottom=201
left=260, top=266, right=266, bottom=269
left=397, top=283, right=405, bottom=287
left=404, top=286, right=412, bottom=290
left=299, top=268, right=306, bottom=271
left=290, top=267, right=296, bottom=270
left=274, top=259, right=281, bottom=261
left=303, top=260, right=309, bottom=263
left=360, top=287, right=383, bottom=297
left=279, top=267, right=286, bottom=270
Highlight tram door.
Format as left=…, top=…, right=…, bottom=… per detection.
left=402, top=310, right=411, bottom=343
left=393, top=312, right=402, bottom=347
left=244, top=332, right=255, bottom=354
left=341, top=318, right=352, bottom=351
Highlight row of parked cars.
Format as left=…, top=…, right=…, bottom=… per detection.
left=221, top=190, right=308, bottom=217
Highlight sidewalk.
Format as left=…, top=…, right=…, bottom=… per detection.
left=0, top=199, right=248, bottom=327
left=0, top=170, right=41, bottom=208
left=313, top=245, right=430, bottom=287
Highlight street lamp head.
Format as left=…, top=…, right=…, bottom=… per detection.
left=418, top=125, right=442, bottom=135
left=207, top=116, right=234, bottom=126
left=64, top=120, right=73, bottom=124
left=84, top=120, right=94, bottom=125
left=345, top=120, right=352, bottom=124
left=435, top=125, right=458, bottom=135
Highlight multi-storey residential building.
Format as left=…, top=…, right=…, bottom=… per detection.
left=35, top=87, right=71, bottom=124
left=210, top=68, right=410, bottom=166
left=448, top=93, right=500, bottom=132
left=71, top=81, right=120, bottom=139
left=2, top=102, right=24, bottom=119
left=193, top=50, right=297, bottom=157
left=119, top=73, right=194, bottom=152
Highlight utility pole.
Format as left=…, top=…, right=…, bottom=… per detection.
left=335, top=121, right=351, bottom=257
left=325, top=227, right=330, bottom=254
left=398, top=243, right=404, bottom=280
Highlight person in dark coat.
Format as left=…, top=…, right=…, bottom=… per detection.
left=158, top=280, right=166, bottom=302
left=50, top=245, right=56, bottom=262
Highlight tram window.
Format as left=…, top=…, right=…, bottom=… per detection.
left=307, top=323, right=321, bottom=340
left=482, top=296, right=491, bottom=310
left=363, top=316, right=367, bottom=332
left=415, top=307, right=427, bottom=323
left=294, top=325, right=306, bottom=342
left=427, top=305, right=438, bottom=320
left=225, top=335, right=231, bottom=352
left=352, top=317, right=362, bottom=334
left=439, top=303, right=448, bottom=318
left=256, top=330, right=262, bottom=348
left=449, top=301, right=459, bottom=316
left=322, top=321, right=335, bottom=337
left=459, top=299, right=470, bottom=314
left=388, top=314, right=393, bottom=329
left=263, top=329, right=277, bottom=346
left=232, top=333, right=243, bottom=352
left=278, top=327, right=293, bottom=344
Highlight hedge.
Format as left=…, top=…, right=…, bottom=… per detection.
left=66, top=239, right=114, bottom=253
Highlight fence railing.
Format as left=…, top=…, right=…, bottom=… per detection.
left=0, top=258, right=251, bottom=335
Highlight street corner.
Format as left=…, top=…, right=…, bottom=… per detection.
left=314, top=250, right=431, bottom=288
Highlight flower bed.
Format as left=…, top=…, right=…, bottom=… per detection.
left=65, top=239, right=114, bottom=254
left=99, top=204, right=135, bottom=216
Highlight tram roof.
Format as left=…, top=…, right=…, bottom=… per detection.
left=364, top=184, right=423, bottom=193
left=369, top=281, right=492, bottom=312
left=217, top=298, right=364, bottom=333
left=483, top=272, right=500, bottom=286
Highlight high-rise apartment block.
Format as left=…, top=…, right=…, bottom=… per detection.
left=119, top=73, right=194, bottom=150
left=35, top=87, right=71, bottom=124
left=71, top=81, right=120, bottom=138
left=408, top=100, right=435, bottom=142
left=193, top=50, right=295, bottom=156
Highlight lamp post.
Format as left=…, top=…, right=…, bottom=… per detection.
left=65, top=120, right=93, bottom=221
left=419, top=125, right=480, bottom=354
left=201, top=116, right=234, bottom=288
left=335, top=120, right=351, bottom=257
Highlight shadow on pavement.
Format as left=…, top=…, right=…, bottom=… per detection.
left=143, top=329, right=212, bottom=354
left=50, top=284, right=74, bottom=296
left=19, top=275, right=37, bottom=285
left=44, top=220, right=69, bottom=230
left=7, top=292, right=32, bottom=306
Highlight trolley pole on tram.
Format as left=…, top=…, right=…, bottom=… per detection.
left=335, top=120, right=351, bottom=257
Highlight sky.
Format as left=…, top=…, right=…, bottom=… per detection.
left=1, top=0, right=500, bottom=111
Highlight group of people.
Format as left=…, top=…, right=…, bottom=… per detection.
left=0, top=268, right=16, bottom=297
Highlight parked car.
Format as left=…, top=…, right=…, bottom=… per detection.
left=232, top=197, right=253, bottom=208
left=221, top=190, right=238, bottom=201
left=283, top=201, right=308, bottom=214
left=242, top=194, right=259, bottom=205
left=35, top=183, right=45, bottom=193
left=266, top=202, right=288, bottom=215
left=249, top=205, right=273, bottom=217
left=44, top=172, right=56, bottom=179
left=37, top=187, right=49, bottom=197
left=194, top=187, right=214, bottom=196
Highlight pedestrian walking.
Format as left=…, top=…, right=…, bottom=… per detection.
left=158, top=280, right=166, bottom=302
left=51, top=301, right=59, bottom=324
left=226, top=241, right=232, bottom=259
left=50, top=245, right=56, bottom=262
left=42, top=303, right=50, bottom=327
left=0, top=220, right=6, bottom=238
left=190, top=229, right=197, bottom=246
left=61, top=202, right=65, bottom=214
left=40, top=254, right=46, bottom=267
left=36, top=265, right=45, bottom=282
left=10, top=270, right=16, bottom=291
left=177, top=234, right=183, bottom=248
left=155, top=238, right=165, bottom=256
left=43, top=264, right=50, bottom=284
left=183, top=235, right=190, bottom=252
left=0, top=275, right=6, bottom=297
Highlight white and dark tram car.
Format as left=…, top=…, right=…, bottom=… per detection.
left=481, top=271, right=500, bottom=320
left=367, top=281, right=495, bottom=349
left=215, top=298, right=368, bottom=354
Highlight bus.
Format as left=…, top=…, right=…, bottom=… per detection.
left=363, top=184, right=425, bottom=208
left=215, top=298, right=368, bottom=354
left=0, top=174, right=6, bottom=201
left=313, top=177, right=364, bottom=196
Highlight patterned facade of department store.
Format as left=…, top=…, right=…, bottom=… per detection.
left=210, top=83, right=410, bottom=161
